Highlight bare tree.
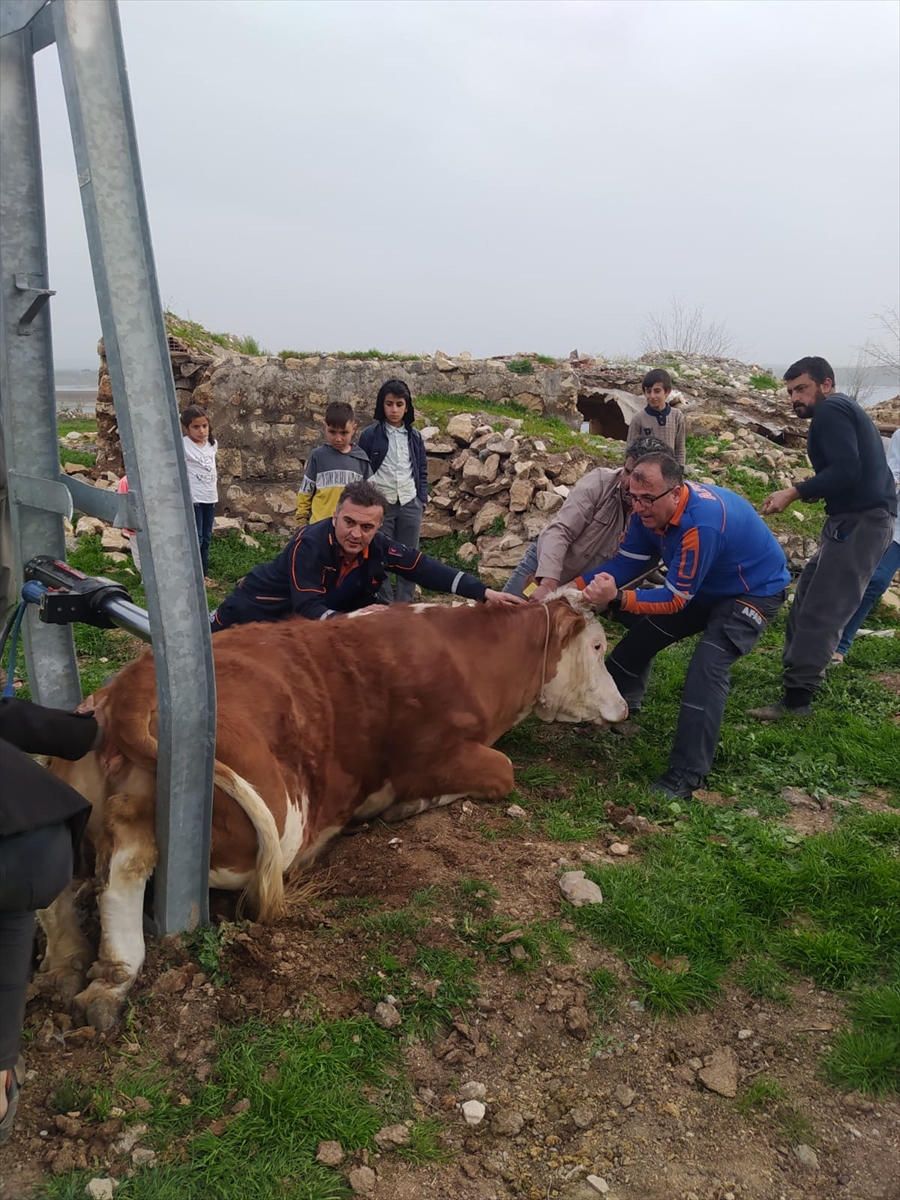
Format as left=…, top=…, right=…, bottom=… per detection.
left=640, top=297, right=740, bottom=358
left=860, top=307, right=900, bottom=377
left=843, top=350, right=877, bottom=405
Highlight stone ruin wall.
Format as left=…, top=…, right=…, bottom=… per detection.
left=92, top=341, right=881, bottom=582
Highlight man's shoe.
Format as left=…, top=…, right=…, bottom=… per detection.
left=0, top=1058, right=25, bottom=1148
left=747, top=701, right=813, bottom=721
left=649, top=769, right=706, bottom=800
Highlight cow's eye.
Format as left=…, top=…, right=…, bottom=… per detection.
left=593, top=642, right=604, bottom=651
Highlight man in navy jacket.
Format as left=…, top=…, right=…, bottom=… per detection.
left=752, top=356, right=896, bottom=719
left=212, top=480, right=519, bottom=630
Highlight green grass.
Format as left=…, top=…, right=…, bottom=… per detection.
left=825, top=983, right=900, bottom=1094
left=507, top=358, right=535, bottom=375
left=37, top=1015, right=439, bottom=1200
left=279, top=348, right=420, bottom=362
left=750, top=372, right=781, bottom=392
left=59, top=447, right=96, bottom=469
left=588, top=966, right=620, bottom=1023
left=416, top=392, right=619, bottom=457
left=182, top=923, right=244, bottom=986
left=736, top=1076, right=788, bottom=1112
left=357, top=944, right=480, bottom=1039
left=736, top=953, right=793, bottom=1004
left=57, top=417, right=97, bottom=436
left=569, top=804, right=900, bottom=1014
left=237, top=334, right=269, bottom=356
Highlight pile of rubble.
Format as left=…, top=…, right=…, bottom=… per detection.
left=415, top=409, right=820, bottom=585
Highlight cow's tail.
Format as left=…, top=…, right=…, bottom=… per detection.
left=213, top=762, right=286, bottom=922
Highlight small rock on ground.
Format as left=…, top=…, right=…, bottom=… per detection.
left=587, top=1177, right=610, bottom=1195
left=458, top=1081, right=487, bottom=1101
left=698, top=1045, right=739, bottom=1098
left=84, top=1181, right=118, bottom=1200
left=558, top=871, right=603, bottom=907
left=348, top=1165, right=377, bottom=1195
left=462, top=1099, right=486, bottom=1125
left=373, top=1001, right=401, bottom=1029
left=491, top=1108, right=524, bottom=1136
left=374, top=1123, right=410, bottom=1149
left=794, top=1143, right=819, bottom=1170
left=316, top=1140, right=344, bottom=1165
left=615, top=1084, right=636, bottom=1108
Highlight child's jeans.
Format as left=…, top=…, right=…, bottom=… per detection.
left=194, top=503, right=216, bottom=576
left=836, top=537, right=900, bottom=656
left=379, top=498, right=423, bottom=603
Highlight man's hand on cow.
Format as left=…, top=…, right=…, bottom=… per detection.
left=582, top=573, right=618, bottom=609
left=530, top=578, right=560, bottom=604
left=484, top=589, right=525, bottom=606
left=761, top=486, right=800, bottom=516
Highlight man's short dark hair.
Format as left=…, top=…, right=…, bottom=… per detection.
left=783, top=357, right=835, bottom=387
left=625, top=435, right=670, bottom=462
left=630, top=450, right=684, bottom=487
left=641, top=368, right=673, bottom=392
left=337, top=480, right=388, bottom=512
left=324, top=401, right=355, bottom=428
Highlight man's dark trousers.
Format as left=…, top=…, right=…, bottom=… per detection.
left=607, top=591, right=786, bottom=777
left=783, top=509, right=893, bottom=704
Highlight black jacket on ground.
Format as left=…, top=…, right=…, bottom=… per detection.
left=212, top=515, right=487, bottom=629
left=795, top=393, right=897, bottom=517
left=0, top=697, right=94, bottom=841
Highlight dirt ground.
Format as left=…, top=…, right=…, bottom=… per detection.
left=3, top=801, right=899, bottom=1200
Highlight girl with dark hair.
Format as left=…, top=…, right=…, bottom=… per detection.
left=180, top=404, right=218, bottom=583
left=358, top=380, right=429, bottom=602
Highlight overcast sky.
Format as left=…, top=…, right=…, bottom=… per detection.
left=32, top=0, right=900, bottom=369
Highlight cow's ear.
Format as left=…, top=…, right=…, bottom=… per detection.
left=554, top=586, right=592, bottom=614
left=551, top=598, right=586, bottom=647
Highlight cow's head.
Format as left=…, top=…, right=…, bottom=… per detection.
left=532, top=591, right=628, bottom=725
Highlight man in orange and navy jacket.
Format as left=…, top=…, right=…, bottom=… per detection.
left=576, top=450, right=789, bottom=800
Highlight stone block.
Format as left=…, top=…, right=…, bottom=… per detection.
left=473, top=501, right=507, bottom=536
left=509, top=479, right=535, bottom=512
left=446, top=414, right=478, bottom=444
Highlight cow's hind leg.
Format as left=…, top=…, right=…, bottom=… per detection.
left=381, top=743, right=515, bottom=823
left=37, top=882, right=94, bottom=1005
left=73, top=793, right=158, bottom=1032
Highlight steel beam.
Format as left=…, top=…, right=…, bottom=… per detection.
left=0, top=19, right=81, bottom=709
left=50, top=0, right=216, bottom=934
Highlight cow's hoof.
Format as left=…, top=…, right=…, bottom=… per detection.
left=34, top=966, right=88, bottom=1006
left=73, top=986, right=122, bottom=1034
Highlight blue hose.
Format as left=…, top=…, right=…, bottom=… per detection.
left=1, top=600, right=27, bottom=699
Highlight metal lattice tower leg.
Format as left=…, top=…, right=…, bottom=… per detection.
left=0, top=0, right=216, bottom=934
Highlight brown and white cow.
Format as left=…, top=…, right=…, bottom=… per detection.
left=40, top=592, right=625, bottom=1029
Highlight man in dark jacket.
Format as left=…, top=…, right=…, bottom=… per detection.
left=0, top=697, right=99, bottom=1145
left=212, top=480, right=520, bottom=630
left=751, top=356, right=896, bottom=719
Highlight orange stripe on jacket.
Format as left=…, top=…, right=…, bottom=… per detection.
left=675, top=526, right=701, bottom=582
left=620, top=588, right=688, bottom=616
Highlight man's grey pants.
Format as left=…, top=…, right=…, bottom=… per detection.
left=607, top=591, right=786, bottom=778
left=783, top=508, right=893, bottom=702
